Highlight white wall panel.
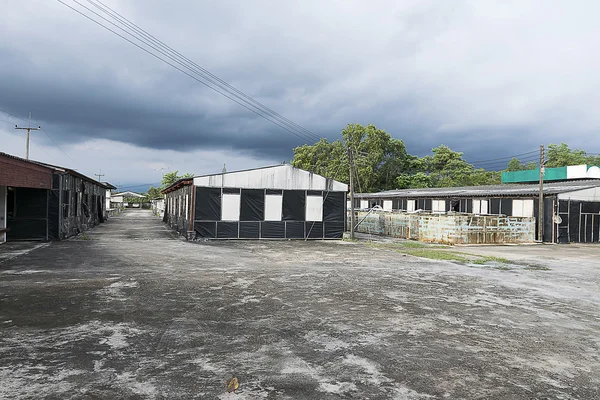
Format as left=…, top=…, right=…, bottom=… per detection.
left=523, top=199, right=534, bottom=217
left=360, top=200, right=369, bottom=209
left=558, top=187, right=600, bottom=201
left=264, top=195, right=283, bottom=221
left=193, top=165, right=348, bottom=191
left=512, top=199, right=534, bottom=217
left=406, top=200, right=416, bottom=212
left=566, top=165, right=588, bottom=180
left=383, top=200, right=393, bottom=211
left=432, top=200, right=446, bottom=212
left=306, top=196, right=323, bottom=221
left=472, top=199, right=481, bottom=214
left=512, top=200, right=524, bottom=217
left=221, top=194, right=241, bottom=221
left=473, top=199, right=489, bottom=214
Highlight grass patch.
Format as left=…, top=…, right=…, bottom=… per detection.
left=78, top=233, right=94, bottom=241
left=472, top=256, right=511, bottom=265
left=399, top=248, right=470, bottom=262
left=525, top=265, right=551, bottom=271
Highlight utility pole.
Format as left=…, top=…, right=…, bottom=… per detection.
left=15, top=112, right=40, bottom=160
left=538, top=144, right=545, bottom=242
left=348, top=146, right=356, bottom=239
left=94, top=169, right=105, bottom=182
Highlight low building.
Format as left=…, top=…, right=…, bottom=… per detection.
left=0, top=152, right=109, bottom=243
left=354, top=179, right=600, bottom=243
left=102, top=182, right=117, bottom=217
left=111, top=191, right=148, bottom=208
left=150, top=197, right=165, bottom=217
left=162, top=164, right=348, bottom=240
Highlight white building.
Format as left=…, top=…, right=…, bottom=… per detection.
left=162, top=164, right=348, bottom=239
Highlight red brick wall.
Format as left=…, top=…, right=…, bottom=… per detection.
left=0, top=154, right=53, bottom=189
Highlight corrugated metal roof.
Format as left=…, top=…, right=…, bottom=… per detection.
left=355, top=180, right=600, bottom=199
left=0, top=151, right=109, bottom=189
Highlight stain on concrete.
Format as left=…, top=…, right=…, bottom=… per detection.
left=0, top=210, right=599, bottom=399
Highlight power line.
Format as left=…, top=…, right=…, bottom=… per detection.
left=468, top=150, right=539, bottom=165
left=57, top=0, right=321, bottom=144
left=29, top=136, right=61, bottom=163
left=85, top=0, right=320, bottom=142
left=0, top=107, right=29, bottom=123
left=0, top=105, right=79, bottom=166
left=472, top=155, right=540, bottom=169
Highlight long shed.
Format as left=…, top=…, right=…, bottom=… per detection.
left=1, top=152, right=109, bottom=242
left=162, top=164, right=348, bottom=240
left=354, top=180, right=600, bottom=243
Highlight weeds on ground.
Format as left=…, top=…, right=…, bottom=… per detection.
left=400, top=248, right=470, bottom=262
left=472, top=256, right=511, bottom=265
left=368, top=242, right=468, bottom=262
left=524, top=264, right=551, bottom=271
left=362, top=240, right=550, bottom=270
left=78, top=233, right=94, bottom=241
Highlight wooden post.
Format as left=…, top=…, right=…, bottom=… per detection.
left=538, top=144, right=545, bottom=242
left=348, top=147, right=355, bottom=239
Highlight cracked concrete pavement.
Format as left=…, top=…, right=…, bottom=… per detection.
left=1, top=210, right=599, bottom=399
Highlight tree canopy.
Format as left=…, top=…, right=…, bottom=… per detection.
left=545, top=143, right=600, bottom=168
left=160, top=171, right=194, bottom=189
left=292, top=125, right=600, bottom=193
left=292, top=124, right=501, bottom=192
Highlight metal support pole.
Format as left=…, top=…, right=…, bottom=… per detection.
left=348, top=147, right=355, bottom=239
left=538, top=144, right=545, bottom=242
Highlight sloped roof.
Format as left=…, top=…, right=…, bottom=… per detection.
left=0, top=151, right=109, bottom=189
left=113, top=191, right=145, bottom=197
left=102, top=182, right=117, bottom=190
left=355, top=180, right=600, bottom=199
left=189, top=164, right=348, bottom=191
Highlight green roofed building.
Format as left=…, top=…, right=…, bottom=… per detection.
left=502, top=165, right=600, bottom=183
left=354, top=164, right=600, bottom=244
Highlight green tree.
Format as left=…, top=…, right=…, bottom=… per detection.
left=292, top=124, right=414, bottom=192
left=424, top=145, right=500, bottom=187
left=506, top=157, right=537, bottom=172
left=545, top=143, right=596, bottom=167
left=160, top=171, right=195, bottom=189
left=146, top=186, right=162, bottom=199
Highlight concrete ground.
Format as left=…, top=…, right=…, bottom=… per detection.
left=1, top=210, right=599, bottom=399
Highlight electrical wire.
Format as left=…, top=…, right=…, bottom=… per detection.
left=0, top=105, right=80, bottom=167
left=468, top=150, right=539, bottom=165
left=57, top=0, right=321, bottom=144
left=473, top=154, right=540, bottom=165
left=85, top=0, right=320, bottom=142
left=472, top=157, right=540, bottom=169
left=29, top=137, right=61, bottom=163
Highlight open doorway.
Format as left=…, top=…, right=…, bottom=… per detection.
left=450, top=199, right=460, bottom=212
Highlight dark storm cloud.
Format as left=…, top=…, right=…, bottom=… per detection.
left=2, top=0, right=600, bottom=166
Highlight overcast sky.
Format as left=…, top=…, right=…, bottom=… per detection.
left=2, top=0, right=600, bottom=189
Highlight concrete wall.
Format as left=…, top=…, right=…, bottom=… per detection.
left=352, top=211, right=535, bottom=244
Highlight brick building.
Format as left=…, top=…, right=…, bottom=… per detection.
left=0, top=152, right=109, bottom=243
